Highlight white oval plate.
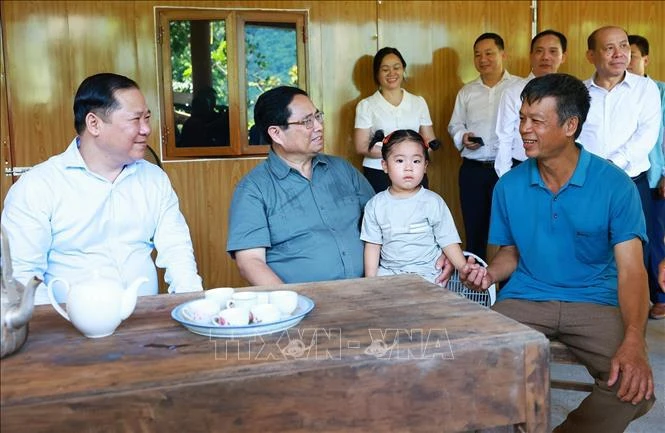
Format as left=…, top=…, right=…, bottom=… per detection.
left=171, top=294, right=315, bottom=338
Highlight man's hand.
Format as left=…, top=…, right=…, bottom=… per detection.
left=434, top=255, right=454, bottom=286
left=607, top=331, right=654, bottom=404
left=462, top=132, right=482, bottom=150
left=658, top=258, right=665, bottom=292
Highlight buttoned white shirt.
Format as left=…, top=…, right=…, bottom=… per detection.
left=448, top=70, right=518, bottom=162
left=355, top=89, right=433, bottom=170
left=494, top=72, right=535, bottom=177
left=579, top=71, right=661, bottom=177
left=1, top=138, right=203, bottom=304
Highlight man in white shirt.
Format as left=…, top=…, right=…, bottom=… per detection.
left=494, top=30, right=568, bottom=177
left=448, top=33, right=517, bottom=260
left=2, top=73, right=203, bottom=304
left=578, top=26, right=661, bottom=284
left=627, top=34, right=665, bottom=320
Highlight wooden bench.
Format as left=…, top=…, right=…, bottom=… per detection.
left=549, top=340, right=594, bottom=392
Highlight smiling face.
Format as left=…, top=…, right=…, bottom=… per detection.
left=519, top=96, right=577, bottom=161
left=473, top=38, right=505, bottom=77
left=96, top=87, right=151, bottom=166
left=381, top=139, right=427, bottom=195
left=586, top=27, right=631, bottom=80
left=531, top=34, right=566, bottom=77
left=377, top=53, right=405, bottom=91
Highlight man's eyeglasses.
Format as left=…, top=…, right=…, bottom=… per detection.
left=285, top=111, right=324, bottom=129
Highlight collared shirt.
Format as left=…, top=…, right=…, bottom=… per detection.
left=355, top=89, right=433, bottom=170
left=1, top=138, right=203, bottom=305
left=647, top=79, right=665, bottom=186
left=579, top=71, right=661, bottom=178
left=494, top=72, right=535, bottom=177
left=489, top=145, right=646, bottom=307
left=227, top=150, right=375, bottom=284
left=448, top=70, right=518, bottom=161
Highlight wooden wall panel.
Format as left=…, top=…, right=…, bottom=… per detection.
left=2, top=1, right=72, bottom=166
left=1, top=13, right=11, bottom=212
left=539, top=0, right=665, bottom=81
left=1, top=1, right=663, bottom=290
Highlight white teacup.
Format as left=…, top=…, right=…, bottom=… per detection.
left=214, top=307, right=250, bottom=326
left=205, top=287, right=235, bottom=308
left=226, top=292, right=258, bottom=310
left=182, top=299, right=220, bottom=324
left=269, top=290, right=299, bottom=316
left=250, top=303, right=282, bottom=324
left=255, top=291, right=270, bottom=305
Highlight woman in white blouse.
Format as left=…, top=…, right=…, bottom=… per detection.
left=354, top=47, right=437, bottom=192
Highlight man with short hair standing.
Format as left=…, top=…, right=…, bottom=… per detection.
left=448, top=33, right=518, bottom=260
left=578, top=26, right=661, bottom=273
left=494, top=29, right=567, bottom=177
left=627, top=34, right=665, bottom=319
left=2, top=73, right=203, bottom=304
left=461, top=73, right=655, bottom=433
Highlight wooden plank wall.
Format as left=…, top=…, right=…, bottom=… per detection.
left=1, top=1, right=663, bottom=290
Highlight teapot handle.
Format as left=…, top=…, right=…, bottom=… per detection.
left=47, top=278, right=71, bottom=322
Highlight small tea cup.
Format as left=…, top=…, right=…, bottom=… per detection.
left=214, top=307, right=250, bottom=326
left=269, top=290, right=299, bottom=316
left=182, top=299, right=220, bottom=324
left=205, top=287, right=235, bottom=308
left=250, top=303, right=282, bottom=324
left=255, top=291, right=270, bottom=304
left=226, top=292, right=258, bottom=310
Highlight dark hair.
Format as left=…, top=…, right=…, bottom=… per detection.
left=474, top=33, right=504, bottom=51
left=254, top=86, right=308, bottom=145
left=521, top=73, right=590, bottom=139
left=628, top=34, right=649, bottom=56
left=73, top=73, right=139, bottom=134
left=587, top=26, right=628, bottom=50
left=381, top=129, right=430, bottom=162
left=372, top=47, right=407, bottom=86
left=531, top=29, right=567, bottom=53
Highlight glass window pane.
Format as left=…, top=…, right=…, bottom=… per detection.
left=245, top=22, right=298, bottom=145
left=170, top=19, right=230, bottom=148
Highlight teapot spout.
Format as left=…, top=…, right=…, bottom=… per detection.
left=4, top=276, right=42, bottom=330
left=120, top=277, right=150, bottom=320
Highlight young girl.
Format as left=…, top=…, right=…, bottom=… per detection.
left=361, top=129, right=485, bottom=284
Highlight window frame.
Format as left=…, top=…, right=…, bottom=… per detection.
left=156, top=8, right=308, bottom=159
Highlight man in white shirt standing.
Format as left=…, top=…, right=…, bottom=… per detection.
left=1, top=73, right=204, bottom=304
left=448, top=33, right=517, bottom=260
left=627, top=34, right=665, bottom=320
left=578, top=26, right=661, bottom=282
left=494, top=30, right=568, bottom=177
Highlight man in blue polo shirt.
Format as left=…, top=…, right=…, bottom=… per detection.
left=460, top=74, right=654, bottom=432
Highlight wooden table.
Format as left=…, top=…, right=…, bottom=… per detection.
left=1, top=275, right=550, bottom=432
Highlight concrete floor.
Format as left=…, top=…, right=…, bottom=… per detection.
left=550, top=318, right=665, bottom=432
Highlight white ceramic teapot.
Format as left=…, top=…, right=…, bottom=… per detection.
left=47, top=271, right=149, bottom=338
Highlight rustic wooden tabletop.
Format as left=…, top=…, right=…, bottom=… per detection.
left=0, top=274, right=550, bottom=432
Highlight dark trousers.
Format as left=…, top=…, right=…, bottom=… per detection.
left=363, top=166, right=428, bottom=194
left=632, top=172, right=652, bottom=270
left=648, top=189, right=665, bottom=304
left=458, top=158, right=498, bottom=260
